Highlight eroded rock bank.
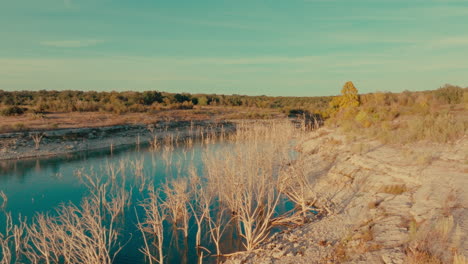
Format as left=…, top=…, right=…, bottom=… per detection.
left=0, top=120, right=235, bottom=161
left=226, top=129, right=468, bottom=264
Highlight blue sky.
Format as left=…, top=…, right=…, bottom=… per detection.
left=1, top=0, right=467, bottom=96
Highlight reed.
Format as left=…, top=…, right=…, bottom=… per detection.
left=0, top=191, right=6, bottom=210
left=23, top=166, right=129, bottom=263
left=186, top=172, right=210, bottom=249
left=202, top=121, right=296, bottom=251
left=162, top=178, right=191, bottom=238
left=137, top=186, right=167, bottom=264
left=0, top=211, right=28, bottom=264
left=206, top=203, right=232, bottom=256
left=25, top=197, right=124, bottom=264
left=131, top=157, right=146, bottom=191
left=278, top=159, right=319, bottom=219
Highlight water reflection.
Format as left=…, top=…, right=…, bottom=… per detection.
left=0, top=137, right=294, bottom=264
left=0, top=141, right=259, bottom=264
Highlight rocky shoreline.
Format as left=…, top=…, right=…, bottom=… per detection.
left=226, top=128, right=468, bottom=264
left=0, top=120, right=235, bottom=161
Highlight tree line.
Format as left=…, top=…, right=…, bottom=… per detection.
left=1, top=84, right=466, bottom=118
left=0, top=89, right=332, bottom=116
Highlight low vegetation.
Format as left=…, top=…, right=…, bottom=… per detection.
left=1, top=84, right=466, bottom=139
left=406, top=216, right=465, bottom=264
left=0, top=89, right=331, bottom=117
left=326, top=83, right=468, bottom=144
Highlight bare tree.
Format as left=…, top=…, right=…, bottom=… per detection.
left=278, top=159, right=318, bottom=219
left=30, top=133, right=44, bottom=150
left=187, top=173, right=210, bottom=249
left=137, top=186, right=167, bottom=264
left=0, top=209, right=28, bottom=264
left=25, top=167, right=128, bottom=264
left=203, top=121, right=295, bottom=251
left=162, top=178, right=190, bottom=238
left=147, top=124, right=160, bottom=150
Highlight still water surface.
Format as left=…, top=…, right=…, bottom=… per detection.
left=0, top=141, right=291, bottom=263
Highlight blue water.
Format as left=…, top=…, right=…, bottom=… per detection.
left=0, top=140, right=292, bottom=263
left=0, top=141, right=240, bottom=263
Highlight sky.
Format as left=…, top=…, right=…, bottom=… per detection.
left=0, top=0, right=467, bottom=96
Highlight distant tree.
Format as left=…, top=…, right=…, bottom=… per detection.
left=174, top=93, right=191, bottom=103
left=142, top=91, right=164, bottom=105
left=339, top=81, right=360, bottom=108
left=206, top=96, right=220, bottom=106
left=329, top=81, right=360, bottom=114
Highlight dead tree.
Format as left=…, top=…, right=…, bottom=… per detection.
left=30, top=133, right=45, bottom=150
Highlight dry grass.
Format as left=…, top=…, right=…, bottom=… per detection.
left=0, top=106, right=285, bottom=133
left=453, top=254, right=468, bottom=264
left=0, top=191, right=7, bottom=210
left=278, top=159, right=321, bottom=219
left=202, top=121, right=298, bottom=251
left=23, top=168, right=129, bottom=264
left=0, top=212, right=27, bottom=264
left=378, top=184, right=408, bottom=195
left=350, top=142, right=371, bottom=154
left=406, top=216, right=463, bottom=264
left=328, top=93, right=467, bottom=145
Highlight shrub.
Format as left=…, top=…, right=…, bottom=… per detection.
left=1, top=106, right=25, bottom=116
left=142, top=91, right=163, bottom=105
left=13, top=123, right=26, bottom=131
left=435, top=85, right=464, bottom=104
left=355, top=110, right=372, bottom=128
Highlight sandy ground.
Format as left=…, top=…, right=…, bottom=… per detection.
left=226, top=128, right=468, bottom=264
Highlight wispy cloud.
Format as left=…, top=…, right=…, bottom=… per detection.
left=64, top=0, right=72, bottom=8
left=40, top=39, right=104, bottom=48
left=415, top=36, right=468, bottom=51
left=437, top=36, right=468, bottom=46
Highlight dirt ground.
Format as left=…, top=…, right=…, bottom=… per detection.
left=0, top=106, right=283, bottom=133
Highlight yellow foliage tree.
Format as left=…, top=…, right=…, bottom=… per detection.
left=340, top=81, right=360, bottom=108
left=329, top=81, right=360, bottom=114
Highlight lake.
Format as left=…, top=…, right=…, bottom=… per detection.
left=0, top=137, right=293, bottom=264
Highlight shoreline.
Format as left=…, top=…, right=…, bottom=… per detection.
left=226, top=129, right=468, bottom=264
left=0, top=120, right=236, bottom=161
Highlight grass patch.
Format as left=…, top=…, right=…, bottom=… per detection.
left=378, top=184, right=408, bottom=195
left=406, top=216, right=464, bottom=264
